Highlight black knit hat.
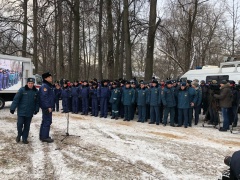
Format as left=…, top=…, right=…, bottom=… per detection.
left=42, top=72, right=52, bottom=79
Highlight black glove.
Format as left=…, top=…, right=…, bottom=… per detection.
left=10, top=110, right=15, bottom=114
left=34, top=111, right=38, bottom=115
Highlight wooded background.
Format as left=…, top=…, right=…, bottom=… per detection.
left=0, top=0, right=239, bottom=81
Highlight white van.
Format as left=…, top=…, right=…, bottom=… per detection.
left=181, top=61, right=240, bottom=83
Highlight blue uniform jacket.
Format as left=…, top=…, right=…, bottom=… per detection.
left=109, top=87, right=121, bottom=104
left=148, top=87, right=161, bottom=106
left=121, top=87, right=135, bottom=106
left=162, top=87, right=176, bottom=107
left=61, top=86, right=71, bottom=99
left=188, top=87, right=197, bottom=104
left=195, top=87, right=202, bottom=106
left=81, top=85, right=89, bottom=98
left=136, top=88, right=148, bottom=106
left=97, top=86, right=110, bottom=98
left=177, top=88, right=191, bottom=109
left=10, top=85, right=39, bottom=117
left=39, top=81, right=55, bottom=109
left=90, top=88, right=98, bottom=99
left=71, top=85, right=80, bottom=97
left=54, top=88, right=62, bottom=99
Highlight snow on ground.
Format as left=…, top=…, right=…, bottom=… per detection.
left=0, top=101, right=239, bottom=180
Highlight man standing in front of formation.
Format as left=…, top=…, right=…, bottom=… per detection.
left=39, top=72, right=55, bottom=143
left=10, top=78, right=39, bottom=144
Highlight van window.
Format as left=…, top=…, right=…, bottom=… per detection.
left=206, top=75, right=229, bottom=84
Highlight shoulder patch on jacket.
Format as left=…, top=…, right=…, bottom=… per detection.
left=43, top=88, right=47, bottom=92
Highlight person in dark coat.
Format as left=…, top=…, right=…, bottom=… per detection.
left=10, top=78, right=39, bottom=144
left=121, top=81, right=135, bottom=121
left=136, top=81, right=148, bottom=123
left=224, top=150, right=240, bottom=180
left=177, top=82, right=190, bottom=128
left=191, top=81, right=202, bottom=125
left=98, top=80, right=110, bottom=118
left=229, top=81, right=240, bottom=127
left=214, top=80, right=233, bottom=131
left=53, top=82, right=62, bottom=112
left=109, top=82, right=121, bottom=120
left=90, top=82, right=98, bottom=117
left=148, top=79, right=161, bottom=125
left=71, top=80, right=80, bottom=114
left=162, top=80, right=176, bottom=126
left=186, top=80, right=197, bottom=127
left=61, top=81, right=71, bottom=113
left=39, top=72, right=55, bottom=143
left=80, top=80, right=89, bottom=115
left=200, top=80, right=209, bottom=115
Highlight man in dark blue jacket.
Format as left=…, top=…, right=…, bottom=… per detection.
left=80, top=80, right=89, bottom=115
left=162, top=80, right=176, bottom=127
left=71, top=80, right=80, bottom=114
left=136, top=82, right=148, bottom=123
left=122, top=81, right=135, bottom=121
left=98, top=80, right=110, bottom=118
left=10, top=78, right=39, bottom=144
left=39, top=72, right=55, bottom=143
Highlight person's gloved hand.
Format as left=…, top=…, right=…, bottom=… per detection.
left=34, top=111, right=38, bottom=115
left=10, top=110, right=15, bottom=114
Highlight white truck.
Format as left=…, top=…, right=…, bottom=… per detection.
left=0, top=54, right=41, bottom=109
left=181, top=61, right=240, bottom=83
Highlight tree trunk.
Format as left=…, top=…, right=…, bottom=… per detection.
left=33, top=0, right=38, bottom=74
left=106, top=0, right=114, bottom=79
left=123, top=0, right=132, bottom=80
left=144, top=0, right=159, bottom=81
left=22, top=0, right=27, bottom=58
left=58, top=0, right=64, bottom=78
left=119, top=16, right=124, bottom=79
left=68, top=1, right=73, bottom=80
left=53, top=0, right=58, bottom=80
left=98, top=0, right=103, bottom=81
left=72, top=0, right=80, bottom=81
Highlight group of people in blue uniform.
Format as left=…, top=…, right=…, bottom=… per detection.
left=51, top=77, right=207, bottom=128
left=0, top=68, right=21, bottom=91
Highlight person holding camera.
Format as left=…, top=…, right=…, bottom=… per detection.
left=10, top=78, right=39, bottom=144
left=214, top=80, right=232, bottom=132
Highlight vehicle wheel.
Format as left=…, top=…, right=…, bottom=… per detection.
left=0, top=97, right=5, bottom=109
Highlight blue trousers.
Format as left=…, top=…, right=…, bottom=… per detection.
left=150, top=106, right=160, bottom=123
left=194, top=105, right=201, bottom=125
left=62, top=97, right=69, bottom=112
left=17, top=116, right=32, bottom=141
left=222, top=108, right=230, bottom=130
left=92, top=98, right=98, bottom=117
left=82, top=97, right=89, bottom=114
left=54, top=98, right=59, bottom=111
left=100, top=98, right=108, bottom=117
left=163, top=107, right=175, bottom=125
left=178, top=108, right=188, bottom=127
left=72, top=96, right=79, bottom=113
left=111, top=102, right=119, bottom=118
left=138, top=105, right=146, bottom=122
left=40, top=110, right=52, bottom=139
left=124, top=105, right=131, bottom=120
left=188, top=108, right=193, bottom=126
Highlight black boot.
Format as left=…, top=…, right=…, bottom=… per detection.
left=16, top=136, right=20, bottom=143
